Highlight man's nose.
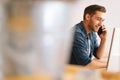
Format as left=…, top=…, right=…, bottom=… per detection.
left=98, top=21, right=103, bottom=26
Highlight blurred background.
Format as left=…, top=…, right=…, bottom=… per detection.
left=0, top=0, right=120, bottom=79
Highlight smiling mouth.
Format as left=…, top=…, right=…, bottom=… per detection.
left=96, top=26, right=100, bottom=31
left=96, top=26, right=99, bottom=29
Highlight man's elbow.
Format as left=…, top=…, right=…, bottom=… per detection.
left=96, top=55, right=102, bottom=59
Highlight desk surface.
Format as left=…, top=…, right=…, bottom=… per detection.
left=63, top=65, right=86, bottom=80
left=64, top=64, right=120, bottom=80
left=1, top=65, right=95, bottom=80
left=2, top=65, right=102, bottom=80
left=2, top=64, right=120, bottom=80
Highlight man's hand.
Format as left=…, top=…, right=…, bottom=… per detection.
left=99, top=25, right=107, bottom=41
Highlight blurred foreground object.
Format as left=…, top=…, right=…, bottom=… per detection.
left=101, top=70, right=120, bottom=80
left=2, top=0, right=76, bottom=80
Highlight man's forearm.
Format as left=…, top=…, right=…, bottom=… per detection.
left=85, top=59, right=107, bottom=69
left=96, top=39, right=106, bottom=59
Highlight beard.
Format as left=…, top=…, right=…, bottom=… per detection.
left=88, top=23, right=94, bottom=31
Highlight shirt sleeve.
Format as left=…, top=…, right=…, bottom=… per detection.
left=72, top=31, right=91, bottom=65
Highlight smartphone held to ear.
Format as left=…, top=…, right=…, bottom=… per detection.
left=98, top=27, right=102, bottom=35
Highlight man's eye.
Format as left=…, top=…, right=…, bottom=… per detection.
left=96, top=18, right=101, bottom=21
left=96, top=18, right=104, bottom=22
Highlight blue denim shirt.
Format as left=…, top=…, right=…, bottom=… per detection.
left=69, top=21, right=99, bottom=66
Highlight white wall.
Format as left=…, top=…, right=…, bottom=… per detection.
left=70, top=0, right=120, bottom=56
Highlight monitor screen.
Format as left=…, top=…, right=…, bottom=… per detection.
left=107, top=27, right=120, bottom=72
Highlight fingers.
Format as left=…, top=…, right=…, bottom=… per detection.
left=102, top=25, right=107, bottom=32
left=102, top=27, right=107, bottom=32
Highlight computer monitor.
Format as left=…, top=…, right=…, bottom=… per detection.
left=107, top=27, right=120, bottom=72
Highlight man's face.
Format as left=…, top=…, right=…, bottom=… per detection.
left=88, top=11, right=105, bottom=32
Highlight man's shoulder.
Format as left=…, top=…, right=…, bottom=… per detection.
left=72, top=22, right=87, bottom=40
left=73, top=22, right=83, bottom=33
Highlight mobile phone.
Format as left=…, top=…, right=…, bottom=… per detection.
left=98, top=27, right=102, bottom=35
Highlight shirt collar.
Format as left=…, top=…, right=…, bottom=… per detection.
left=79, top=21, right=89, bottom=39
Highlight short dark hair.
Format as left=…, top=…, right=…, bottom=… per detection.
left=83, top=4, right=106, bottom=20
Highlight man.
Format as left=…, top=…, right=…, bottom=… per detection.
left=69, top=4, right=107, bottom=69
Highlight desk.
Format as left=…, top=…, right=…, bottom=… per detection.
left=63, top=64, right=106, bottom=80
left=1, top=65, right=94, bottom=80
left=2, top=64, right=120, bottom=80
left=63, top=65, right=86, bottom=80
left=64, top=65, right=120, bottom=80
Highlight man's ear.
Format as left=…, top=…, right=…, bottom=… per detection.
left=85, top=14, right=90, bottom=20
